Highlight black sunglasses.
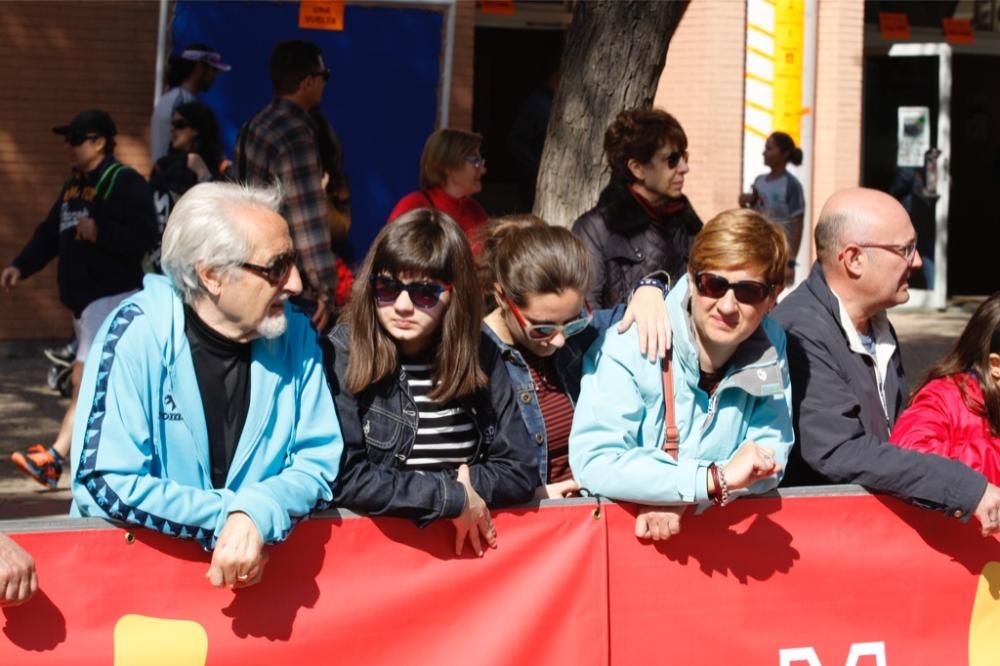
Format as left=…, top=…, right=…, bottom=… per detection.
left=310, top=68, right=331, bottom=82
left=370, top=275, right=451, bottom=309
left=171, top=119, right=192, bottom=130
left=240, top=251, right=297, bottom=285
left=665, top=150, right=689, bottom=169
left=694, top=272, right=774, bottom=305
left=65, top=132, right=101, bottom=147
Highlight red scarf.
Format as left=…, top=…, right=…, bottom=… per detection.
left=628, top=184, right=686, bottom=222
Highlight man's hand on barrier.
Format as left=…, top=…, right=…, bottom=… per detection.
left=722, top=440, right=781, bottom=490
left=451, top=464, right=496, bottom=557
left=635, top=505, right=688, bottom=541
left=0, top=534, right=37, bottom=607
left=206, top=512, right=267, bottom=589
left=533, top=478, right=581, bottom=500
left=973, top=483, right=1000, bottom=538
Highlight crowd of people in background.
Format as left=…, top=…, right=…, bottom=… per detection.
left=2, top=37, right=999, bottom=608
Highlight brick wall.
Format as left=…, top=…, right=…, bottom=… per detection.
left=811, top=0, right=865, bottom=249
left=0, top=2, right=159, bottom=341
left=447, top=1, right=475, bottom=131
left=655, top=0, right=747, bottom=222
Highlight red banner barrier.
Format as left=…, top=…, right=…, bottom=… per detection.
left=2, top=491, right=998, bottom=665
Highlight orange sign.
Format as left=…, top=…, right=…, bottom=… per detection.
left=943, top=18, right=975, bottom=44
left=479, top=0, right=515, bottom=16
left=879, top=11, right=911, bottom=40
left=299, top=1, right=344, bottom=31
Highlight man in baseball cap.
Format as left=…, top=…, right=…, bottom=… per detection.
left=150, top=43, right=231, bottom=160
left=4, top=108, right=157, bottom=489
left=52, top=109, right=118, bottom=143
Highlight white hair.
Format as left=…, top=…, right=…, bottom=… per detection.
left=161, top=181, right=284, bottom=303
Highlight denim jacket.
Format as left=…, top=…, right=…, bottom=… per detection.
left=327, top=324, right=537, bottom=526
left=481, top=305, right=625, bottom=484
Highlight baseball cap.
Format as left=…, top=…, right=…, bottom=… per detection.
left=52, top=109, right=118, bottom=139
left=180, top=48, right=232, bottom=72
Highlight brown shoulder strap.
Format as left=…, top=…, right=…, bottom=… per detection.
left=661, top=351, right=680, bottom=460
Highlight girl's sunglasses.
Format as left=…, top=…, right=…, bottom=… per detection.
left=505, top=296, right=593, bottom=341
left=371, top=275, right=451, bottom=309
left=694, top=272, right=774, bottom=305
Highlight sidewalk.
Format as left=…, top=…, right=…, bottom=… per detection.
left=0, top=306, right=972, bottom=521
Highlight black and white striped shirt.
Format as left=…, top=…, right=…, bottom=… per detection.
left=402, top=362, right=477, bottom=469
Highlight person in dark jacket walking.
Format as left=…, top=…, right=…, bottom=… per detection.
left=572, top=108, right=702, bottom=309
left=2, top=109, right=157, bottom=489
left=773, top=187, right=1000, bottom=537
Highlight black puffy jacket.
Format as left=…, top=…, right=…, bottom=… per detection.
left=572, top=181, right=701, bottom=309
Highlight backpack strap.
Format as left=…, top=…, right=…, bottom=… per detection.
left=661, top=350, right=680, bottom=460
left=94, top=162, right=128, bottom=200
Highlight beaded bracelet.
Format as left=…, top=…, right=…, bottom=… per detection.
left=716, top=466, right=731, bottom=507
left=635, top=277, right=666, bottom=292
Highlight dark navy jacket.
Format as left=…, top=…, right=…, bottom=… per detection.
left=327, top=325, right=537, bottom=526
left=13, top=156, right=157, bottom=317
left=773, top=263, right=986, bottom=517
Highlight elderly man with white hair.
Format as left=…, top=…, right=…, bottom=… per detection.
left=774, top=187, right=1000, bottom=536
left=70, top=182, right=343, bottom=588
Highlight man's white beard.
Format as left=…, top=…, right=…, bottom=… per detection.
left=256, top=312, right=288, bottom=339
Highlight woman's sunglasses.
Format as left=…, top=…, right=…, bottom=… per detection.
left=694, top=272, right=774, bottom=305
left=505, top=296, right=593, bottom=341
left=665, top=150, right=689, bottom=169
left=371, top=275, right=451, bottom=309
left=171, top=119, right=192, bottom=130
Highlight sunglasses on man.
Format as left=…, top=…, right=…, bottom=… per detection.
left=370, top=275, right=451, bottom=309
left=65, top=132, right=102, bottom=147
left=693, top=272, right=776, bottom=305
left=240, top=251, right=298, bottom=285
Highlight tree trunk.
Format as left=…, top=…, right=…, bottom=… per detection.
left=534, top=0, right=689, bottom=228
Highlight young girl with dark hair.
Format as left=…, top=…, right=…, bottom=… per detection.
left=891, top=293, right=1000, bottom=484
left=328, top=209, right=536, bottom=556
left=478, top=215, right=669, bottom=499
left=739, top=131, right=805, bottom=284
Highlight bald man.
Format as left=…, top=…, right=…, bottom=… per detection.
left=774, top=188, right=1000, bottom=536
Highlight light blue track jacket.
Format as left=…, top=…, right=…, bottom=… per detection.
left=569, top=274, right=793, bottom=505
left=70, top=274, right=343, bottom=548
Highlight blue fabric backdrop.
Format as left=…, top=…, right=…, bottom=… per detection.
left=172, top=1, right=443, bottom=261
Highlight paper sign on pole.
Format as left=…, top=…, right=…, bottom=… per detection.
left=897, top=106, right=930, bottom=167
left=879, top=12, right=912, bottom=40
left=942, top=18, right=975, bottom=45
left=299, top=1, right=345, bottom=31
left=479, top=1, right=515, bottom=15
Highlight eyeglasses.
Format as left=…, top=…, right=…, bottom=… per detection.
left=310, top=69, right=331, bottom=82
left=371, top=275, right=451, bottom=309
left=694, top=272, right=775, bottom=305
left=240, top=251, right=297, bottom=285
left=465, top=156, right=486, bottom=169
left=855, top=239, right=918, bottom=264
left=171, top=119, right=192, bottom=130
left=505, top=296, right=593, bottom=341
left=664, top=150, right=689, bottom=169
left=65, top=132, right=101, bottom=147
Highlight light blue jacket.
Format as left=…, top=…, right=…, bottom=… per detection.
left=569, top=274, right=793, bottom=504
left=70, top=274, right=343, bottom=548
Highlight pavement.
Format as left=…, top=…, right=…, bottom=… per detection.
left=0, top=305, right=975, bottom=521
